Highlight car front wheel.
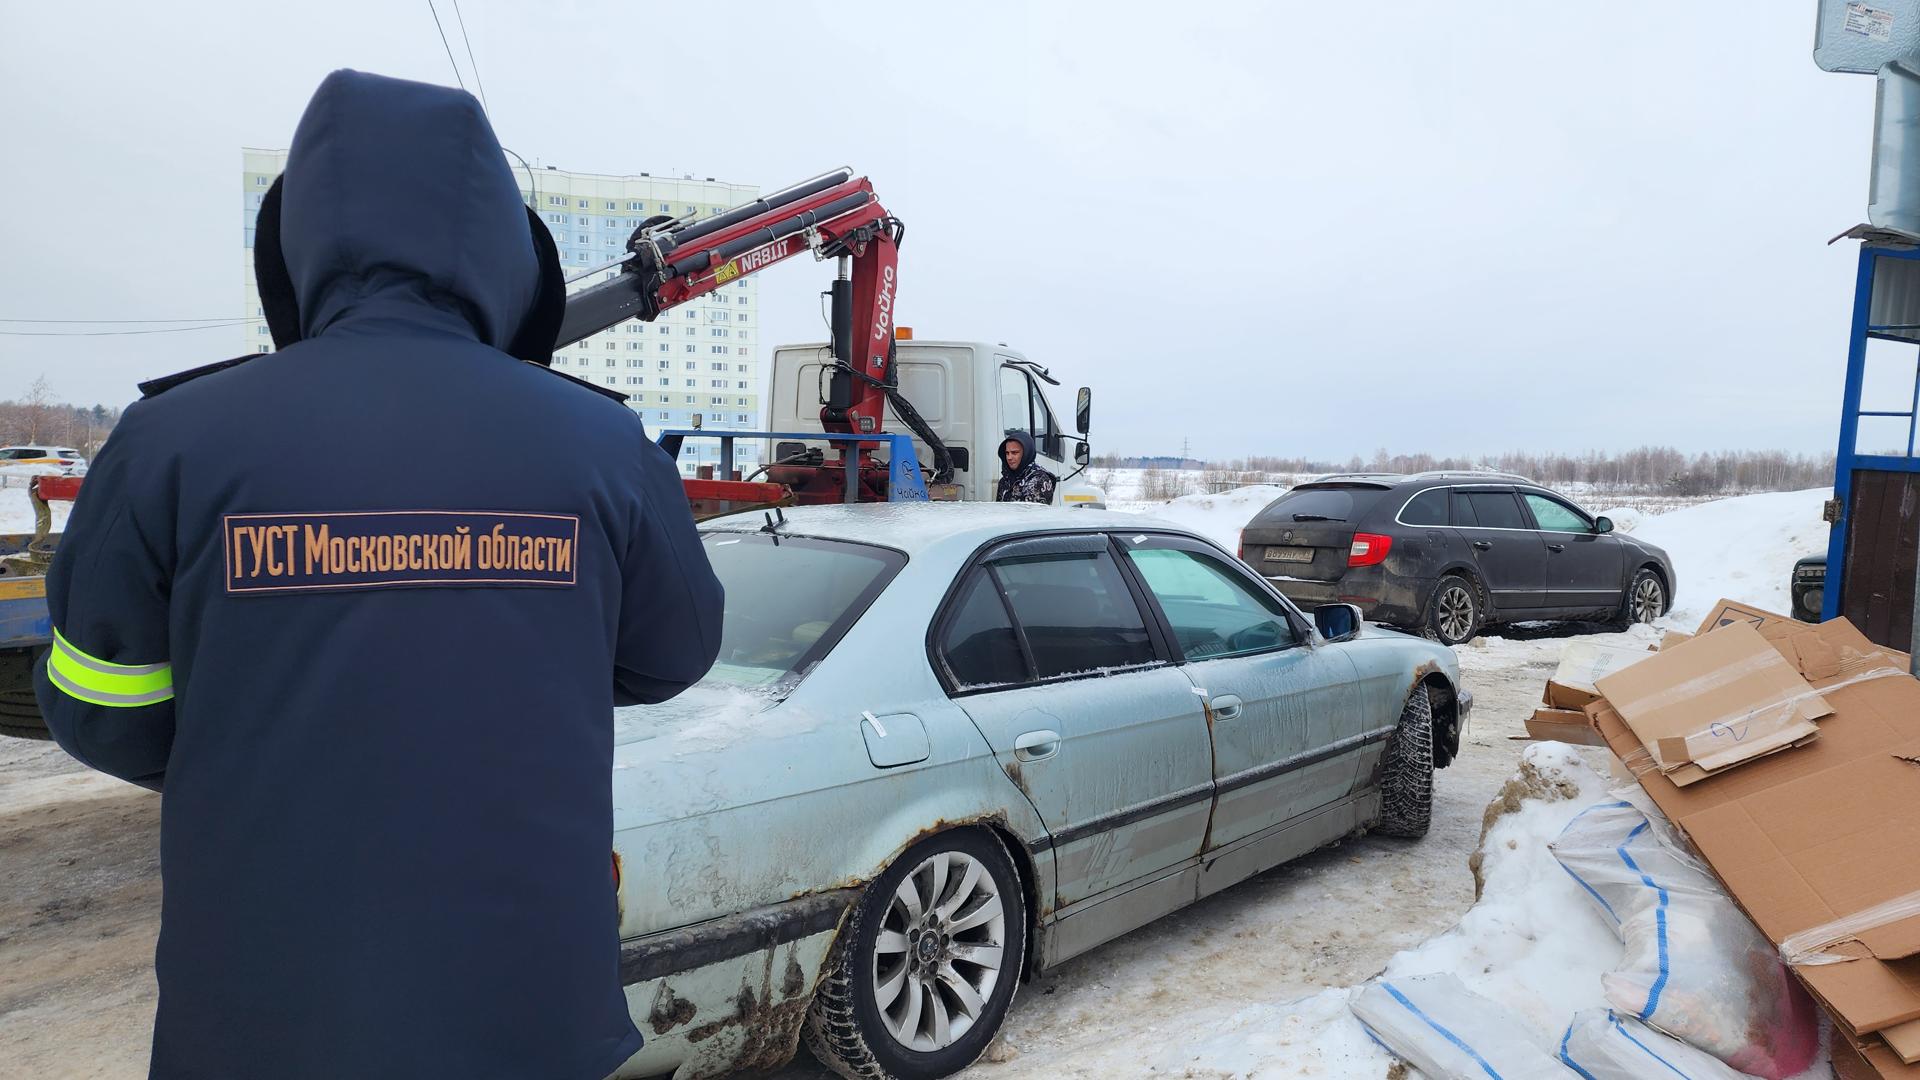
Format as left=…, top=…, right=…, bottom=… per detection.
left=1375, top=685, right=1435, bottom=839
left=805, top=828, right=1026, bottom=1080
left=1622, top=567, right=1666, bottom=625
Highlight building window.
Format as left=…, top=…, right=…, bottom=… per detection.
left=711, top=362, right=726, bottom=371
left=711, top=396, right=726, bottom=405
left=659, top=411, right=670, bottom=420
left=736, top=397, right=747, bottom=406
left=736, top=414, right=749, bottom=424
left=685, top=361, right=696, bottom=370
left=258, top=344, right=270, bottom=353
left=737, top=348, right=748, bottom=355
left=605, top=201, right=616, bottom=210
left=710, top=379, right=726, bottom=388
left=605, top=358, right=615, bottom=367
left=605, top=342, right=616, bottom=350
left=685, top=395, right=695, bottom=404
left=577, top=198, right=589, bottom=208
left=628, top=201, right=642, bottom=211
left=737, top=313, right=748, bottom=322
left=736, top=380, right=748, bottom=389
left=685, top=379, right=696, bottom=387
left=659, top=378, right=669, bottom=386
left=578, top=253, right=589, bottom=261
left=627, top=357, right=641, bottom=367
left=658, top=343, right=669, bottom=352
left=255, top=175, right=268, bottom=186
left=685, top=327, right=695, bottom=336
left=628, top=376, right=641, bottom=385
left=657, top=359, right=669, bottom=368
left=685, top=344, right=695, bottom=353
left=548, top=195, right=563, bottom=206
left=555, top=357, right=568, bottom=367
left=659, top=202, right=670, bottom=211
left=546, top=212, right=563, bottom=223
left=577, top=235, right=587, bottom=244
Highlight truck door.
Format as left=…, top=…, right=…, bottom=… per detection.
left=997, top=363, right=1068, bottom=491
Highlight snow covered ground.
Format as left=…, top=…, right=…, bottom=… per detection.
left=0, top=481, right=1842, bottom=1078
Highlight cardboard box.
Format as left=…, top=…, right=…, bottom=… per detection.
left=1658, top=629, right=1693, bottom=651
left=1832, top=1022, right=1920, bottom=1079
left=1883, top=1017, right=1920, bottom=1065
left=1595, top=623, right=1827, bottom=782
left=1524, top=707, right=1606, bottom=746
left=1588, top=619, right=1920, bottom=1038
left=1696, top=597, right=1799, bottom=635
left=1543, top=640, right=1652, bottom=710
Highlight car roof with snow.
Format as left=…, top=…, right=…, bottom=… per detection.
left=700, top=501, right=1179, bottom=555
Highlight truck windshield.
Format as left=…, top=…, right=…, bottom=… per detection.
left=696, top=532, right=906, bottom=688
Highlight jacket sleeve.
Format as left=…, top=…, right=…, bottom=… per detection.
left=612, top=437, right=723, bottom=706
left=33, top=406, right=176, bottom=791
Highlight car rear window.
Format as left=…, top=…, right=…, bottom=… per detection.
left=1266, top=484, right=1388, bottom=523
left=1400, top=488, right=1449, bottom=526
left=697, top=532, right=904, bottom=688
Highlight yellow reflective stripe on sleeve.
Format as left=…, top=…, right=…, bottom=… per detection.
left=47, top=627, right=174, bottom=708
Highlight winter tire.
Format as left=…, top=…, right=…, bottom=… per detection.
left=1618, top=567, right=1666, bottom=627
left=1375, top=685, right=1435, bottom=839
left=1423, top=574, right=1481, bottom=647
left=804, top=828, right=1026, bottom=1080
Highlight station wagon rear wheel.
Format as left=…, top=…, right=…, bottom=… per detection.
left=805, top=829, right=1026, bottom=1080
left=1423, top=574, right=1481, bottom=647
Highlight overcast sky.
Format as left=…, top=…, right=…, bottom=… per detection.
left=0, top=3, right=1887, bottom=459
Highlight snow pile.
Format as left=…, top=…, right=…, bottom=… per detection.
left=1123, top=485, right=1287, bottom=552
left=1622, top=488, right=1830, bottom=629
left=1130, top=745, right=1830, bottom=1079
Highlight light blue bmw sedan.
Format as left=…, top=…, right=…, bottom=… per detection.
left=606, top=503, right=1469, bottom=1080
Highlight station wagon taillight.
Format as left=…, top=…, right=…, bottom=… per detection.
left=1348, top=532, right=1393, bottom=567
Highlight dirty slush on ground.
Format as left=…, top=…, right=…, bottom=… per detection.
left=0, top=629, right=1594, bottom=1080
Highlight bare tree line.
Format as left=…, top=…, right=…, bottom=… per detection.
left=1095, top=446, right=1836, bottom=497
left=0, top=378, right=122, bottom=455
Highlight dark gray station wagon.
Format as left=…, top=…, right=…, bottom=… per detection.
left=1238, top=472, right=1676, bottom=645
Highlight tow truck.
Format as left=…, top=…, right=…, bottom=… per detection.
left=0, top=168, right=1100, bottom=739
left=557, top=167, right=1101, bottom=516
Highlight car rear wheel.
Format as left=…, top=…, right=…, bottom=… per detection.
left=805, top=828, right=1026, bottom=1080
left=1423, top=574, right=1481, bottom=646
left=1375, top=685, right=1434, bottom=839
left=1621, top=567, right=1666, bottom=625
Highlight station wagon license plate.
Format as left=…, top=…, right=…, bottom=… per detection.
left=1262, top=546, right=1315, bottom=564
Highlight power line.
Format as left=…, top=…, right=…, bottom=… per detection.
left=0, top=320, right=251, bottom=334
left=425, top=1, right=468, bottom=93
left=0, top=317, right=247, bottom=324
left=451, top=0, right=489, bottom=115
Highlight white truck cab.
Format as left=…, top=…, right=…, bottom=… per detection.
left=766, top=339, right=1104, bottom=506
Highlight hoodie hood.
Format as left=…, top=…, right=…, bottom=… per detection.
left=253, top=70, right=564, bottom=364
left=998, top=430, right=1037, bottom=474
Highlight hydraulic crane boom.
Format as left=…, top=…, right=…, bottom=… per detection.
left=556, top=168, right=949, bottom=505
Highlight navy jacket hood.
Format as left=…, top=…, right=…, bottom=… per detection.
left=998, top=430, right=1037, bottom=473
left=254, top=70, right=564, bottom=364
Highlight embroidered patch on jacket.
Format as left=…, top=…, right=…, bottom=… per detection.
left=223, top=511, right=580, bottom=594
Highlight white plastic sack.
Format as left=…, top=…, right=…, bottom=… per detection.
left=1350, top=973, right=1576, bottom=1080
left=1557, top=1008, right=1750, bottom=1080
left=1549, top=800, right=1816, bottom=1079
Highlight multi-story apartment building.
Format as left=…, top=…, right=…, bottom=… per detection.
left=243, top=149, right=764, bottom=476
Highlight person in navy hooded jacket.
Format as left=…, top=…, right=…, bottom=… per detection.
left=35, top=69, right=721, bottom=1080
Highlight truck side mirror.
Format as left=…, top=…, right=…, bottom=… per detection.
left=1076, top=387, right=1091, bottom=435
left=1075, top=441, right=1090, bottom=466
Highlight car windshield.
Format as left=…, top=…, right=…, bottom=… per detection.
left=696, top=531, right=905, bottom=689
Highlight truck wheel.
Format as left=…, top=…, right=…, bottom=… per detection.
left=804, top=828, right=1026, bottom=1080
left=0, top=648, right=50, bottom=741
left=1423, top=574, right=1481, bottom=646
left=1375, top=685, right=1434, bottom=839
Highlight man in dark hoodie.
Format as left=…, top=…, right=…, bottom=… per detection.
left=995, top=430, right=1058, bottom=503
left=35, top=71, right=721, bottom=1079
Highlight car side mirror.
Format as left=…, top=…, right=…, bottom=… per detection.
left=1075, top=387, right=1091, bottom=436
left=1594, top=516, right=1614, bottom=534
left=1074, top=441, right=1090, bottom=466
left=1313, top=603, right=1363, bottom=643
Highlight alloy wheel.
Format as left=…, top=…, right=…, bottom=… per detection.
left=870, top=850, right=1008, bottom=1052
left=1632, top=576, right=1664, bottom=623
left=1437, top=584, right=1476, bottom=642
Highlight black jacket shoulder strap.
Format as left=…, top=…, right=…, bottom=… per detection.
left=138, top=355, right=260, bottom=399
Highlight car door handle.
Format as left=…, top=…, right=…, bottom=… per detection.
left=1546, top=543, right=1565, bottom=552
left=1209, top=694, right=1243, bottom=721
left=1471, top=540, right=1492, bottom=551
left=1013, top=730, right=1060, bottom=762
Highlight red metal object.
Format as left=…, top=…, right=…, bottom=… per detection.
left=30, top=475, right=83, bottom=502
left=680, top=477, right=795, bottom=522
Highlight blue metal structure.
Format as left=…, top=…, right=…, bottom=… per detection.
left=1823, top=241, right=1920, bottom=622
left=654, top=429, right=930, bottom=503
